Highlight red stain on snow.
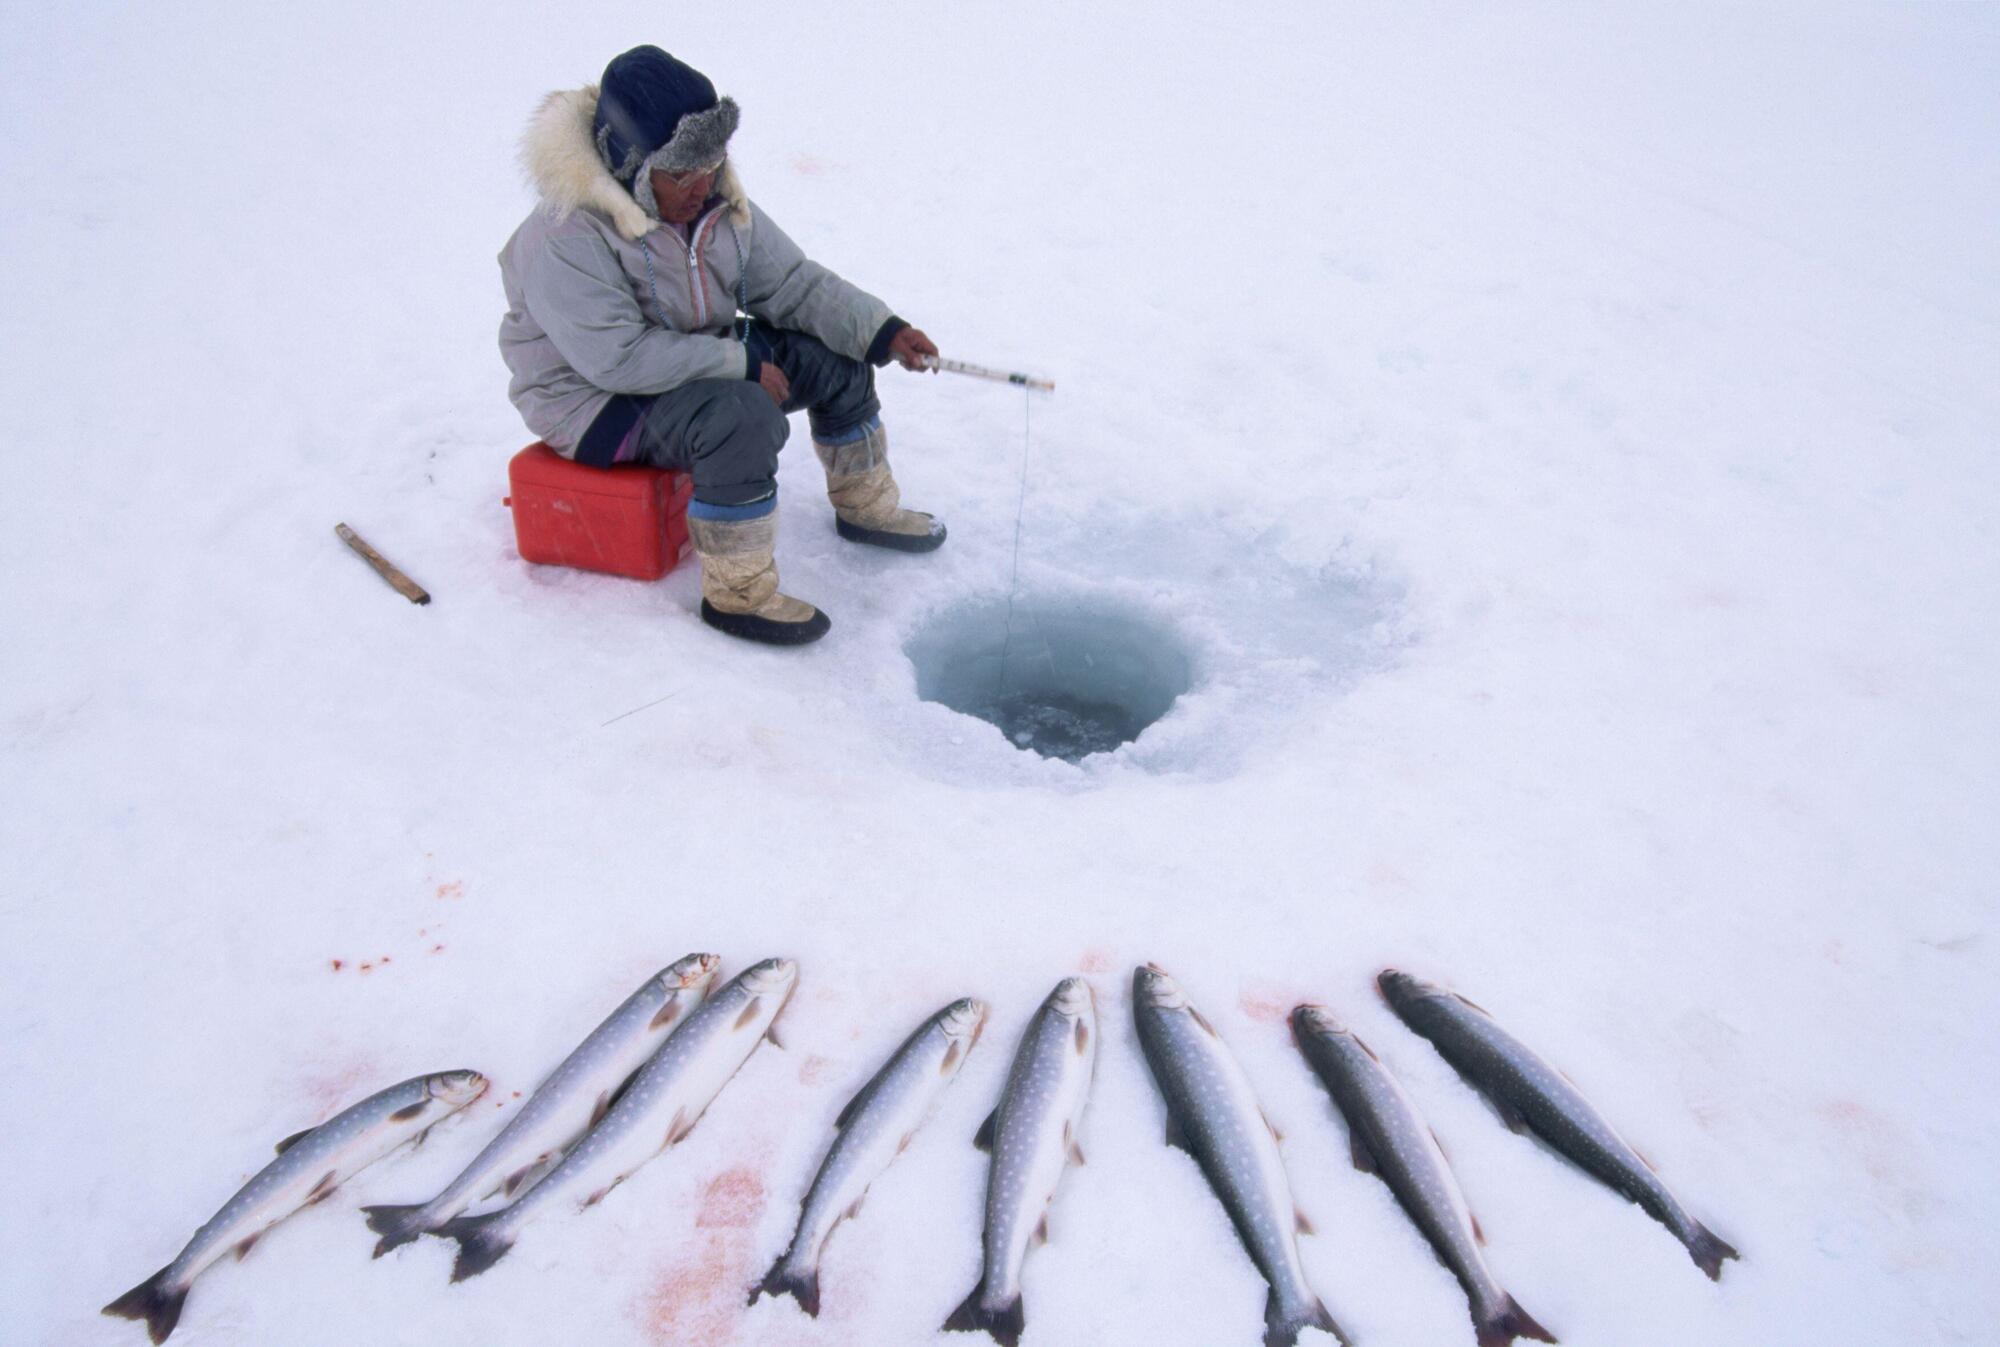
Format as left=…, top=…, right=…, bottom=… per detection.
left=798, top=1054, right=835, bottom=1086
left=435, top=881, right=464, bottom=900
left=329, top=959, right=344, bottom=972
left=1238, top=987, right=1293, bottom=1024
left=635, top=1234, right=753, bottom=1345
left=695, top=1168, right=766, bottom=1229
left=1077, top=947, right=1114, bottom=974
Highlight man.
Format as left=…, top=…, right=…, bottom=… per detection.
left=499, top=45, right=943, bottom=646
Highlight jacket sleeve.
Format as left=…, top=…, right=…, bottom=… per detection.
left=519, top=227, right=749, bottom=394
left=739, top=202, right=897, bottom=363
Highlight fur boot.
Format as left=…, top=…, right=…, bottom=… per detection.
left=688, top=509, right=830, bottom=645
left=812, top=421, right=946, bottom=553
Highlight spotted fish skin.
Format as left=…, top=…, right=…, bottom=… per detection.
left=1292, top=1005, right=1556, bottom=1347
left=362, top=954, right=720, bottom=1256
left=755, top=997, right=988, bottom=1317
left=1134, top=966, right=1348, bottom=1347
left=438, top=958, right=798, bottom=1281
left=103, top=1069, right=487, bottom=1343
left=943, top=977, right=1097, bottom=1347
left=1379, top=969, right=1739, bottom=1281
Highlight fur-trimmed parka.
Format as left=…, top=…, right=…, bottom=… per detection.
left=498, top=85, right=900, bottom=462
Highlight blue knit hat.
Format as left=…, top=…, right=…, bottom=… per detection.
left=593, top=46, right=740, bottom=184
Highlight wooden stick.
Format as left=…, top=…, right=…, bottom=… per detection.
left=920, top=355, right=1055, bottom=392
left=335, top=523, right=430, bottom=605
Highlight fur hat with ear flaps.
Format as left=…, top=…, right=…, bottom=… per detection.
left=518, top=45, right=748, bottom=242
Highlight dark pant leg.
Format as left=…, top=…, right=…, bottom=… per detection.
left=632, top=379, right=790, bottom=507
left=744, top=322, right=880, bottom=440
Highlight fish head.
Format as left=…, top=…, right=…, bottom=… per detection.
left=661, top=952, right=723, bottom=991
left=938, top=997, right=989, bottom=1045
left=1131, top=963, right=1189, bottom=1011
left=1377, top=968, right=1449, bottom=1010
left=1290, top=1003, right=1350, bottom=1040
left=427, top=1069, right=490, bottom=1106
left=1045, top=976, right=1095, bottom=1020
left=736, top=957, right=800, bottom=1001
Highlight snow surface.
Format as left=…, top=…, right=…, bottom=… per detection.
left=4, top=3, right=1997, bottom=1345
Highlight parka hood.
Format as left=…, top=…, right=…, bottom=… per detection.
left=519, top=86, right=749, bottom=241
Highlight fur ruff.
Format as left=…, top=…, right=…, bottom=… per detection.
left=519, top=86, right=748, bottom=241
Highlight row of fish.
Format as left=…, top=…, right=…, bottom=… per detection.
left=105, top=957, right=1737, bottom=1346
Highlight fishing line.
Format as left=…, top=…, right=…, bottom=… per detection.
left=995, top=386, right=1054, bottom=700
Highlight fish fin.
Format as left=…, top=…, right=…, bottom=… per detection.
left=1265, top=1290, right=1350, bottom=1347
left=1262, top=1108, right=1284, bottom=1144
left=1165, top=1112, right=1195, bottom=1154
left=751, top=1254, right=821, bottom=1317
left=973, top=1109, right=998, bottom=1152
left=1478, top=1090, right=1531, bottom=1136
left=274, top=1126, right=315, bottom=1155
left=1634, top=1146, right=1660, bottom=1174
left=1470, top=1210, right=1488, bottom=1245
left=582, top=1187, right=610, bottom=1208
left=942, top=1040, right=964, bottom=1074
left=1189, top=1006, right=1220, bottom=1037
left=1453, top=992, right=1495, bottom=1017
left=502, top=1154, right=556, bottom=1199
left=666, top=1106, right=697, bottom=1145
left=389, top=1099, right=431, bottom=1123
left=943, top=1286, right=1024, bottom=1345
left=305, top=1170, right=340, bottom=1205
left=1428, top=1125, right=1451, bottom=1160
left=834, top=1081, right=874, bottom=1132
left=1477, top=1291, right=1559, bottom=1346
left=1295, top=1207, right=1316, bottom=1237
left=1074, top=1017, right=1090, bottom=1055
left=766, top=1021, right=787, bottom=1049
left=1069, top=1139, right=1086, bottom=1166
left=846, top=1193, right=868, bottom=1222
left=1349, top=1131, right=1378, bottom=1174
left=438, top=1210, right=517, bottom=1282
left=897, top=1131, right=916, bottom=1155
left=1687, top=1222, right=1740, bottom=1281
left=649, top=998, right=684, bottom=1030
left=589, top=1089, right=617, bottom=1127
left=1033, top=1213, right=1050, bottom=1246
left=734, top=996, right=765, bottom=1030
left=361, top=1203, right=431, bottom=1258
left=233, top=1231, right=261, bottom=1261
left=101, top=1266, right=188, bottom=1345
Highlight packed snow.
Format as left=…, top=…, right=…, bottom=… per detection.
left=3, top=4, right=1996, bottom=1345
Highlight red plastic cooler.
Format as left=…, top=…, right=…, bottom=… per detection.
left=505, top=443, right=693, bottom=580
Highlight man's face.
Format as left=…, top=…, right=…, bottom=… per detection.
left=649, top=162, right=722, bottom=225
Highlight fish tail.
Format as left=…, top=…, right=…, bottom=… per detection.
left=360, top=1203, right=431, bottom=1258
left=436, top=1210, right=516, bottom=1282
left=1686, top=1221, right=1740, bottom=1281
left=749, top=1251, right=821, bottom=1317
left=1265, top=1292, right=1352, bottom=1347
left=1478, top=1292, right=1559, bottom=1346
left=942, top=1286, right=1024, bottom=1346
left=101, top=1266, right=188, bottom=1344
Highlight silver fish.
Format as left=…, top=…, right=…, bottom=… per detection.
left=755, top=997, right=988, bottom=1316
left=103, top=1068, right=487, bottom=1343
left=943, top=977, right=1097, bottom=1347
left=1134, top=966, right=1347, bottom=1347
left=1292, top=1005, right=1556, bottom=1347
left=439, top=958, right=798, bottom=1280
left=362, top=953, right=720, bottom=1256
left=1379, top=969, right=1739, bottom=1280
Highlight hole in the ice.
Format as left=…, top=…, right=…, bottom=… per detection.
left=906, top=594, right=1194, bottom=763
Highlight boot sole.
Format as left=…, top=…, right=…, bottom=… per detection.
left=700, top=599, right=831, bottom=646
left=835, top=516, right=947, bottom=553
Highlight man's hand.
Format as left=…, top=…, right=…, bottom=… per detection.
left=757, top=362, right=791, bottom=406
left=889, top=326, right=940, bottom=371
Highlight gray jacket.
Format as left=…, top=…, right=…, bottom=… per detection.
left=498, top=87, right=897, bottom=457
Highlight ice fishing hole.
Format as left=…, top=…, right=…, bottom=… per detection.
left=906, top=595, right=1194, bottom=763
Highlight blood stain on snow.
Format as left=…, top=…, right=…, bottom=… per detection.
left=695, top=1168, right=766, bottom=1229
left=303, top=1061, right=376, bottom=1115
left=635, top=1234, right=754, bottom=1346
left=329, top=959, right=344, bottom=972
left=435, top=881, right=464, bottom=900
left=1077, top=947, right=1114, bottom=974
left=431, top=944, right=447, bottom=954
left=1238, top=988, right=1292, bottom=1024
left=360, top=963, right=374, bottom=974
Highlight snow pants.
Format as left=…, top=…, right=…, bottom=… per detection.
left=632, top=322, right=880, bottom=508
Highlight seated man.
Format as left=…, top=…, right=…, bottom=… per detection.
left=499, top=45, right=943, bottom=646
